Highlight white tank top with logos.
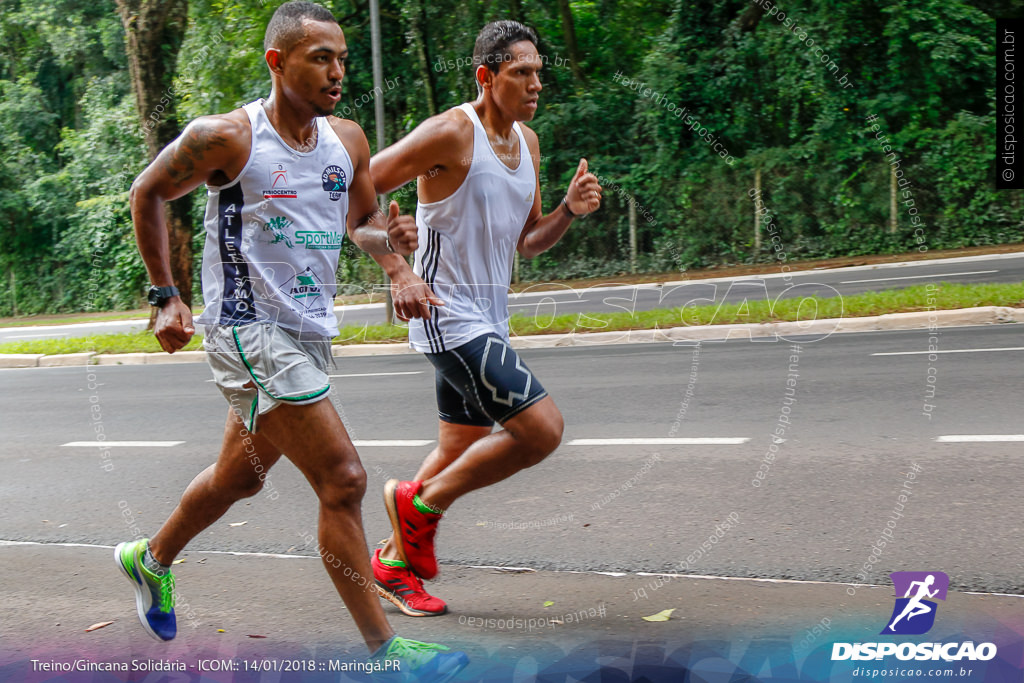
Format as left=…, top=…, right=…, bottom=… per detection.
left=409, top=102, right=536, bottom=353
left=196, top=99, right=353, bottom=338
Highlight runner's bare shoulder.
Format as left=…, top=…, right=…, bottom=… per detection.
left=516, top=121, right=540, bottom=158
left=326, top=116, right=369, bottom=151
left=432, top=107, right=474, bottom=141
left=418, top=107, right=474, bottom=168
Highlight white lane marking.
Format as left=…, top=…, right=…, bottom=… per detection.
left=511, top=285, right=659, bottom=298
left=0, top=319, right=151, bottom=333
left=508, top=299, right=590, bottom=307
left=566, top=437, right=749, bottom=446
left=3, top=540, right=1019, bottom=598
left=1, top=541, right=114, bottom=549
left=61, top=441, right=184, bottom=447
left=0, top=540, right=311, bottom=559
left=336, top=292, right=608, bottom=309
left=470, top=565, right=536, bottom=572
left=328, top=371, right=423, bottom=378
left=839, top=270, right=998, bottom=284
left=57, top=437, right=744, bottom=448
left=872, top=347, right=1024, bottom=356
left=207, top=371, right=424, bottom=382
left=3, top=333, right=70, bottom=339
left=936, top=435, right=1024, bottom=443
left=334, top=302, right=388, bottom=311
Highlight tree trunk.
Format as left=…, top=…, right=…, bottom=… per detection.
left=555, top=0, right=586, bottom=84
left=405, top=0, right=438, bottom=116
left=9, top=267, right=17, bottom=317
left=507, top=0, right=523, bottom=22
left=889, top=165, right=898, bottom=234
left=733, top=3, right=769, bottom=34
left=115, top=0, right=194, bottom=316
left=628, top=200, right=637, bottom=274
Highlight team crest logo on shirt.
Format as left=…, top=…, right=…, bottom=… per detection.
left=322, top=165, right=348, bottom=201
left=283, top=267, right=325, bottom=310
left=263, top=163, right=297, bottom=199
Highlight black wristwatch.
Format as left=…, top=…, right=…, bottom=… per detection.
left=147, top=285, right=180, bottom=308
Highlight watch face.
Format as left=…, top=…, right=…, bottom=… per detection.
left=148, top=288, right=160, bottom=306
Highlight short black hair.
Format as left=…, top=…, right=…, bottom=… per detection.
left=264, top=1, right=338, bottom=54
left=472, top=20, right=539, bottom=74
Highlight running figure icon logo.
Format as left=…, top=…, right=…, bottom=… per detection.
left=881, top=571, right=949, bottom=635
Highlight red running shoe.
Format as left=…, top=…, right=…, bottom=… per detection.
left=384, top=479, right=441, bottom=579
left=372, top=549, right=447, bottom=617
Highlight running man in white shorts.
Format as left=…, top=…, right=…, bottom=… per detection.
left=114, top=2, right=466, bottom=678
left=366, top=20, right=602, bottom=616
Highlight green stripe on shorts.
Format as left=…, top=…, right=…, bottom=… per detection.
left=231, top=326, right=331, bottom=402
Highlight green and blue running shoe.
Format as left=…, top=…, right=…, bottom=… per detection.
left=370, top=636, right=469, bottom=682
left=114, top=539, right=176, bottom=641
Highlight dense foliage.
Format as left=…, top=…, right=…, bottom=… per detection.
left=0, top=0, right=1018, bottom=315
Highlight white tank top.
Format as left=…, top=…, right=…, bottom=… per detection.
left=409, top=103, right=536, bottom=353
left=196, top=100, right=353, bottom=338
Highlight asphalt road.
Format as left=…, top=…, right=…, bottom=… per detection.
left=2, top=324, right=1022, bottom=595
left=2, top=325, right=1023, bottom=682
left=2, top=251, right=1022, bottom=342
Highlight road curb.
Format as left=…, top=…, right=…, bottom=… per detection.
left=37, top=352, right=96, bottom=367
left=2, top=306, right=1020, bottom=368
left=0, top=353, right=45, bottom=368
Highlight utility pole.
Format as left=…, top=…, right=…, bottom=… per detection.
left=369, top=0, right=394, bottom=324
left=754, top=168, right=762, bottom=252
left=628, top=200, right=638, bottom=274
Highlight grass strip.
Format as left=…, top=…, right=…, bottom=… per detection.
left=2, top=282, right=1021, bottom=356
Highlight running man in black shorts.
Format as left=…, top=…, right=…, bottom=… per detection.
left=366, top=20, right=602, bottom=616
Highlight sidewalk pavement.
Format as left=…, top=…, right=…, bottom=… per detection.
left=1, top=542, right=1020, bottom=681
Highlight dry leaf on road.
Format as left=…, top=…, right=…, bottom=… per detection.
left=85, top=621, right=114, bottom=632
left=641, top=609, right=676, bottom=622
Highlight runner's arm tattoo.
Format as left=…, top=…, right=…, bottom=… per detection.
left=159, top=122, right=230, bottom=189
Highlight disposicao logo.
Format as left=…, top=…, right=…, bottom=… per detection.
left=831, top=571, right=997, bottom=663
left=882, top=571, right=948, bottom=635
